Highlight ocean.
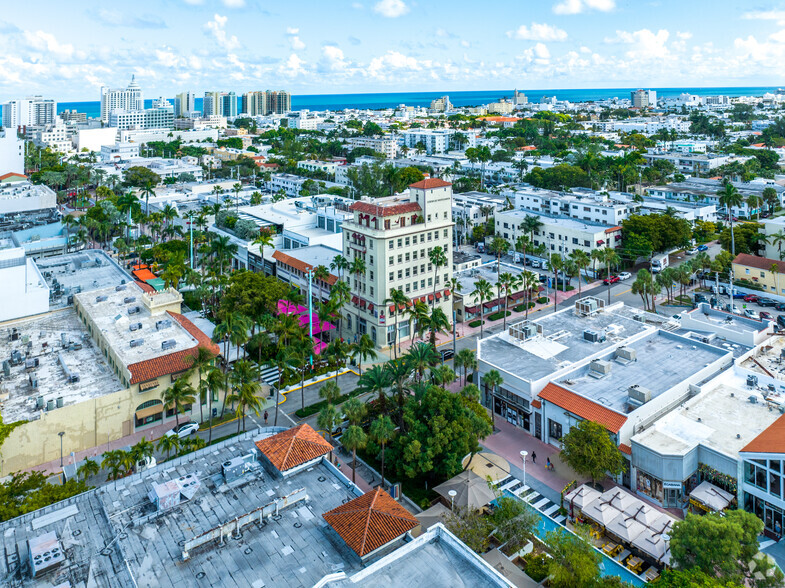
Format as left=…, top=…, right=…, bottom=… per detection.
left=16, top=86, right=785, bottom=119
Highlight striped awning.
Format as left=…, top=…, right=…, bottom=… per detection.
left=135, top=404, right=163, bottom=420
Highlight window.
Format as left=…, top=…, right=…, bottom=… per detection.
left=398, top=270, right=403, bottom=279
left=413, top=266, right=418, bottom=275
left=389, top=241, right=394, bottom=249
left=389, top=272, right=394, bottom=281
left=398, top=255, right=403, bottom=263
left=405, top=237, right=410, bottom=246
left=746, top=268, right=750, bottom=274
left=761, top=271, right=766, bottom=278
left=548, top=419, right=563, bottom=440
left=370, top=287, right=374, bottom=296
left=420, top=234, right=424, bottom=243
left=368, top=240, right=374, bottom=249
left=398, top=238, right=403, bottom=248
left=405, top=253, right=410, bottom=262
left=369, top=256, right=374, bottom=265
left=405, top=283, right=411, bottom=292
left=405, top=268, right=410, bottom=277
left=389, top=256, right=394, bottom=265
left=428, top=232, right=432, bottom=241
left=413, top=251, right=418, bottom=260
left=421, top=280, right=425, bottom=288
left=572, top=237, right=578, bottom=244
left=369, top=271, right=374, bottom=280
left=444, top=229, right=448, bottom=238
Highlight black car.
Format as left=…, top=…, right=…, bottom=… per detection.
left=694, top=293, right=708, bottom=304
left=775, top=303, right=785, bottom=312
left=778, top=315, right=785, bottom=328
left=759, top=298, right=778, bottom=307
left=439, top=348, right=455, bottom=362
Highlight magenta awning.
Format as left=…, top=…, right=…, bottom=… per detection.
left=298, top=313, right=336, bottom=335
left=312, top=338, right=328, bottom=355
left=277, top=300, right=306, bottom=315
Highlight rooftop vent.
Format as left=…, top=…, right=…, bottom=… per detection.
left=115, top=285, right=127, bottom=291
left=130, top=339, right=144, bottom=348
left=748, top=395, right=758, bottom=404
left=95, top=295, right=108, bottom=303
left=583, top=329, right=606, bottom=343
left=747, top=375, right=758, bottom=388
left=614, top=346, right=637, bottom=364
left=588, top=359, right=612, bottom=378
left=162, top=339, right=176, bottom=351
left=129, top=323, right=142, bottom=332
left=628, top=384, right=653, bottom=408
left=123, top=296, right=137, bottom=304
left=128, top=306, right=141, bottom=315
left=155, top=319, right=172, bottom=331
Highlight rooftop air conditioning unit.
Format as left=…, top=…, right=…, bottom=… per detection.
left=115, top=285, right=126, bottom=291
left=628, top=384, right=653, bottom=408
left=589, top=359, right=612, bottom=376
left=162, top=339, right=176, bottom=351
left=129, top=323, right=142, bottom=332
left=615, top=347, right=637, bottom=363
left=130, top=339, right=144, bottom=348
left=522, top=324, right=538, bottom=338
left=155, top=319, right=172, bottom=331
left=128, top=306, right=141, bottom=315
left=583, top=329, right=605, bottom=343
left=123, top=296, right=136, bottom=304
left=96, top=295, right=108, bottom=303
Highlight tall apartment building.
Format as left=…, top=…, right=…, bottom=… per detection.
left=513, top=90, right=528, bottom=106
left=241, top=91, right=266, bottom=116
left=0, top=130, right=25, bottom=175
left=402, top=129, right=473, bottom=154
left=267, top=90, right=291, bottom=114
left=346, top=137, right=398, bottom=159
left=222, top=92, right=237, bottom=118
left=631, top=89, right=657, bottom=109
left=2, top=96, right=57, bottom=129
left=341, top=178, right=454, bottom=349
left=174, top=91, right=196, bottom=117
left=100, top=76, right=143, bottom=123
left=429, top=95, right=452, bottom=112
left=203, top=92, right=223, bottom=117
left=108, top=107, right=174, bottom=131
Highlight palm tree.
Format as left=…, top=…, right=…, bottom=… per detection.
left=268, top=347, right=294, bottom=426
left=747, top=194, right=763, bottom=221
left=230, top=378, right=263, bottom=432
left=355, top=364, right=391, bottom=410
left=460, top=383, right=481, bottom=402
left=252, top=230, right=274, bottom=275
left=489, top=236, right=510, bottom=283
left=130, top=437, right=155, bottom=471
left=186, top=346, right=216, bottom=424
left=77, top=458, right=100, bottom=482
left=156, top=434, right=180, bottom=461
left=521, top=215, right=544, bottom=245
left=116, top=191, right=140, bottom=240
left=232, top=182, right=242, bottom=214
left=406, top=342, right=439, bottom=382
left=161, top=379, right=197, bottom=428
left=428, top=246, right=448, bottom=305
left=341, top=425, right=367, bottom=484
left=348, top=256, right=366, bottom=336
left=343, top=396, right=367, bottom=426
left=384, top=289, right=409, bottom=359
left=772, top=263, right=781, bottom=297
left=498, top=272, right=514, bottom=329
left=482, top=369, right=504, bottom=430
left=602, top=248, right=621, bottom=304
left=407, top=300, right=430, bottom=343
left=431, top=364, right=456, bottom=387
left=214, top=311, right=251, bottom=414
left=471, top=278, right=493, bottom=339
left=771, top=230, right=785, bottom=260
left=370, top=415, right=396, bottom=486
left=101, top=449, right=127, bottom=481
left=351, top=333, right=377, bottom=376
left=319, top=379, right=341, bottom=404
left=204, top=367, right=224, bottom=444
left=455, top=348, right=477, bottom=387
left=330, top=254, right=350, bottom=281
left=329, top=279, right=351, bottom=341
left=141, top=180, right=156, bottom=217
left=317, top=404, right=340, bottom=444
left=325, top=339, right=350, bottom=386
left=313, top=264, right=330, bottom=304
left=719, top=182, right=744, bottom=256
left=384, top=358, right=411, bottom=426
left=515, top=233, right=532, bottom=266
left=569, top=250, right=591, bottom=298
left=424, top=306, right=451, bottom=347
left=209, top=235, right=238, bottom=276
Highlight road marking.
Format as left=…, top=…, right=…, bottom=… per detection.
left=615, top=288, right=632, bottom=297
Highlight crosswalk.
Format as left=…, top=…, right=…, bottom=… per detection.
left=259, top=366, right=279, bottom=387
left=492, top=475, right=568, bottom=526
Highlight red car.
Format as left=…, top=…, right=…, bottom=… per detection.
left=760, top=311, right=773, bottom=321
left=744, top=294, right=759, bottom=303
left=603, top=275, right=621, bottom=285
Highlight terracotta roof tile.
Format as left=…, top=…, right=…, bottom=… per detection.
left=272, top=250, right=338, bottom=285
left=135, top=280, right=156, bottom=294
left=350, top=201, right=422, bottom=217
left=127, top=312, right=219, bottom=384
left=0, top=172, right=27, bottom=181
left=733, top=253, right=785, bottom=274
left=255, top=424, right=333, bottom=472
left=742, top=414, right=785, bottom=453
left=531, top=399, right=542, bottom=409
left=619, top=444, right=632, bottom=455
left=409, top=178, right=452, bottom=190
left=323, top=487, right=418, bottom=556
left=538, top=383, right=627, bottom=434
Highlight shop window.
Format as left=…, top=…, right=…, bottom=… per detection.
left=548, top=419, right=562, bottom=440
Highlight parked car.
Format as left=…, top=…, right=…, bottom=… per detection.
left=759, top=298, right=778, bottom=307
left=439, top=348, right=455, bottom=362
left=686, top=247, right=699, bottom=255
left=760, top=311, right=773, bottom=321
left=165, top=422, right=199, bottom=438
left=725, top=304, right=741, bottom=314
left=697, top=244, right=709, bottom=252
left=618, top=272, right=632, bottom=280
left=775, top=303, right=785, bottom=312
left=744, top=294, right=760, bottom=303
left=603, top=275, right=621, bottom=285
left=694, top=293, right=708, bottom=304
left=530, top=260, right=541, bottom=268
left=732, top=292, right=746, bottom=299
left=744, top=309, right=761, bottom=320
left=778, top=315, right=785, bottom=328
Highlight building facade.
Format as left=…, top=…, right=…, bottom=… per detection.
left=100, top=76, right=143, bottom=123
left=2, top=96, right=57, bottom=129
left=174, top=91, right=197, bottom=117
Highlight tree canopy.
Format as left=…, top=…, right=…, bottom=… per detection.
left=559, top=420, right=626, bottom=485
left=621, top=213, right=692, bottom=254
left=220, top=270, right=290, bottom=320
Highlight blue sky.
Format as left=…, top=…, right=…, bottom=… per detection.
left=1, top=0, right=784, bottom=101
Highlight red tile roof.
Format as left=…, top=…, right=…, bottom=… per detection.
left=531, top=399, right=542, bottom=409
left=0, top=172, right=27, bottom=181
left=409, top=178, right=452, bottom=190
left=733, top=253, right=785, bottom=274
left=127, top=312, right=219, bottom=384
left=742, top=414, right=785, bottom=453
left=537, top=383, right=627, bottom=434
left=323, top=487, right=418, bottom=556
left=255, top=424, right=333, bottom=472
left=604, top=226, right=622, bottom=234
left=619, top=444, right=632, bottom=455
left=135, top=280, right=156, bottom=294
left=350, top=201, right=421, bottom=217
left=272, top=250, right=338, bottom=285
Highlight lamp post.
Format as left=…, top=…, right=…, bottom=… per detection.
left=58, top=432, right=65, bottom=468
left=448, top=489, right=457, bottom=512
left=520, top=450, right=528, bottom=488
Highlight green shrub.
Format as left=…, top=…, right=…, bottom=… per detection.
left=528, top=301, right=536, bottom=308
left=536, top=296, right=549, bottom=304
left=468, top=319, right=484, bottom=328
left=523, top=553, right=549, bottom=583
left=513, top=304, right=526, bottom=312
left=488, top=310, right=511, bottom=321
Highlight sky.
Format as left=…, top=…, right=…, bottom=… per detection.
left=1, top=0, right=785, bottom=101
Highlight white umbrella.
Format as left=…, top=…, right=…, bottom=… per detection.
left=606, top=512, right=647, bottom=544
left=434, top=470, right=496, bottom=510
left=565, top=485, right=602, bottom=511
left=600, top=487, right=640, bottom=513
left=582, top=498, right=622, bottom=527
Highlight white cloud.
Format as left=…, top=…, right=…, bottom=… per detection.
left=222, top=0, right=245, bottom=6
left=676, top=31, right=692, bottom=40
left=319, top=45, right=349, bottom=72
left=734, top=31, right=785, bottom=64
left=553, top=0, right=615, bottom=15
left=285, top=27, right=305, bottom=50
left=742, top=10, right=785, bottom=27
left=280, top=53, right=307, bottom=77
left=367, top=50, right=422, bottom=78
left=183, top=0, right=204, bottom=5
left=507, top=23, right=567, bottom=41
left=23, top=30, right=75, bottom=59
left=606, top=28, right=670, bottom=59
left=374, top=0, right=409, bottom=18
left=204, top=14, right=240, bottom=51
left=97, top=10, right=166, bottom=29
left=286, top=27, right=299, bottom=35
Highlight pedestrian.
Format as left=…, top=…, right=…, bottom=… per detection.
left=546, top=457, right=552, bottom=471
left=263, top=410, right=269, bottom=425
left=531, top=452, right=537, bottom=464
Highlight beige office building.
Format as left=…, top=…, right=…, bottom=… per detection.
left=342, top=179, right=454, bottom=349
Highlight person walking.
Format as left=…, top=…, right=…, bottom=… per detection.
left=531, top=451, right=537, bottom=464
left=263, top=410, right=269, bottom=425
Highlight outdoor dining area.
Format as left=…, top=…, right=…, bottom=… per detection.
left=276, top=299, right=336, bottom=355
left=688, top=480, right=734, bottom=514
left=564, top=484, right=677, bottom=582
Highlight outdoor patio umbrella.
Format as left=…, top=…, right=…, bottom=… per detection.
left=434, top=470, right=496, bottom=510
left=461, top=452, right=511, bottom=485
left=632, top=518, right=672, bottom=563
left=600, top=488, right=640, bottom=513
left=582, top=499, right=622, bottom=528
left=626, top=503, right=664, bottom=528
left=605, top=512, right=647, bottom=544
left=564, top=485, right=602, bottom=512
left=414, top=502, right=452, bottom=535
left=689, top=480, right=733, bottom=512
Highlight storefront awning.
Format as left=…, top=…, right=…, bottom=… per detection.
left=465, top=305, right=480, bottom=314
left=135, top=404, right=163, bottom=420
left=509, top=291, right=526, bottom=301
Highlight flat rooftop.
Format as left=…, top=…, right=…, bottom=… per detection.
left=499, top=208, right=615, bottom=232
left=76, top=283, right=194, bottom=368
left=741, top=336, right=785, bottom=382
left=479, top=302, right=654, bottom=383
left=455, top=262, right=533, bottom=294
left=37, top=251, right=133, bottom=309
left=555, top=330, right=731, bottom=413
left=631, top=374, right=781, bottom=457
left=0, top=309, right=123, bottom=423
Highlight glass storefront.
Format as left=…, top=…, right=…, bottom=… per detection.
left=636, top=470, right=664, bottom=504
left=746, top=494, right=784, bottom=535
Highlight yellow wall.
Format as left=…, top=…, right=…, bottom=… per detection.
left=733, top=263, right=785, bottom=296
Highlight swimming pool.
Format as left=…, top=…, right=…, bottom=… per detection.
left=500, top=490, right=647, bottom=586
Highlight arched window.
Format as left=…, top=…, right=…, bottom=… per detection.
left=135, top=399, right=163, bottom=428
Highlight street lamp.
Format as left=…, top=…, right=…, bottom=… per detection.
left=520, top=450, right=528, bottom=488
left=58, top=432, right=65, bottom=468
left=448, top=489, right=457, bottom=512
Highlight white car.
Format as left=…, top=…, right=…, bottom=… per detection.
left=744, top=309, right=760, bottom=320
left=165, top=422, right=199, bottom=438
left=687, top=247, right=699, bottom=254
left=618, top=271, right=632, bottom=280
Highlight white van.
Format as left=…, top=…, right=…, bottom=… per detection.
left=651, top=254, right=669, bottom=274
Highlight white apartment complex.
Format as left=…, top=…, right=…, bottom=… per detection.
left=240, top=91, right=292, bottom=116
left=108, top=107, right=174, bottom=131
left=346, top=137, right=398, bottom=159
left=402, top=129, right=475, bottom=154
left=100, top=76, right=143, bottom=123
left=0, top=130, right=24, bottom=175
left=25, top=119, right=71, bottom=153
left=341, top=178, right=454, bottom=349
left=174, top=91, right=197, bottom=117
left=506, top=186, right=636, bottom=226
left=2, top=96, right=57, bottom=129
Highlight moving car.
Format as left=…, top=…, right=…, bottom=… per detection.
left=165, top=422, right=199, bottom=438
left=759, top=298, right=778, bottom=307
left=618, top=272, right=632, bottom=280
left=697, top=244, right=709, bottom=252
left=744, top=294, right=759, bottom=303
left=603, top=275, right=621, bottom=285
left=686, top=247, right=699, bottom=255
left=744, top=309, right=760, bottom=320
left=439, top=348, right=455, bottom=362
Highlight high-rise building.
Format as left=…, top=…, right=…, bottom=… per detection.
left=513, top=90, right=528, bottom=106
left=241, top=91, right=267, bottom=116
left=100, top=76, right=144, bottom=123
left=0, top=130, right=24, bottom=176
left=2, top=96, right=57, bottom=129
left=203, top=91, right=223, bottom=117
left=174, top=91, right=196, bottom=117
left=267, top=90, right=291, bottom=114
left=631, top=89, right=657, bottom=109
left=429, top=95, right=452, bottom=112
left=221, top=92, right=237, bottom=118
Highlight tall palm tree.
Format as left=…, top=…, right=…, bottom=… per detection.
left=348, top=256, right=366, bottom=337
left=370, top=416, right=396, bottom=487
left=141, top=180, right=156, bottom=217
left=424, top=306, right=451, bottom=347
left=156, top=435, right=180, bottom=461
left=161, top=379, right=197, bottom=428
left=130, top=437, right=155, bottom=471
left=747, top=194, right=763, bottom=221
left=209, top=235, right=238, bottom=276
left=498, top=272, right=514, bottom=329
left=350, top=333, right=377, bottom=375
left=330, top=254, right=350, bottom=281
left=186, top=346, right=216, bottom=424
left=384, top=357, right=411, bottom=426
left=329, top=280, right=351, bottom=341
left=213, top=311, right=252, bottom=414
left=230, top=377, right=263, bottom=432
left=471, top=278, right=493, bottom=340
left=232, top=182, right=242, bottom=214
left=454, top=348, right=477, bottom=387
left=342, top=397, right=367, bottom=426
left=101, top=449, right=127, bottom=481
left=602, top=248, right=621, bottom=304
left=515, top=233, right=532, bottom=266
left=267, top=347, right=294, bottom=426
left=325, top=339, right=350, bottom=386
left=204, top=367, right=224, bottom=444
left=252, top=230, right=274, bottom=275
left=384, top=289, right=409, bottom=359
left=317, top=404, right=340, bottom=444
left=428, top=246, right=448, bottom=305
left=521, top=215, right=544, bottom=245
left=569, top=249, right=591, bottom=298
left=341, top=425, right=367, bottom=484
left=313, top=264, right=330, bottom=304
left=771, top=230, right=785, bottom=260
left=355, top=364, right=391, bottom=411
left=77, top=458, right=100, bottom=482
left=719, top=182, right=744, bottom=256
left=482, top=369, right=504, bottom=430
left=406, top=342, right=439, bottom=382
